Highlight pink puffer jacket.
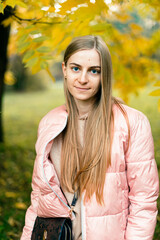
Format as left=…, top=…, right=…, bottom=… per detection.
left=21, top=104, right=159, bottom=240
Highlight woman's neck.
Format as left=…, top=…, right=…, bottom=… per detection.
left=75, top=99, right=92, bottom=117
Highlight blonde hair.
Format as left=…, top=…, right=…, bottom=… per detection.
left=61, top=35, right=127, bottom=204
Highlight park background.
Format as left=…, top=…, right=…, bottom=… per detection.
left=0, top=0, right=160, bottom=239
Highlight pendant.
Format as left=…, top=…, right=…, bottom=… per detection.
left=43, top=229, right=47, bottom=240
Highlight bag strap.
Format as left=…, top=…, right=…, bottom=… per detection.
left=69, top=191, right=78, bottom=217
left=60, top=186, right=78, bottom=217
left=71, top=191, right=78, bottom=207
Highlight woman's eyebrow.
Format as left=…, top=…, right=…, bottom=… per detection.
left=69, top=63, right=101, bottom=68
left=90, top=66, right=101, bottom=69
left=69, top=63, right=81, bottom=67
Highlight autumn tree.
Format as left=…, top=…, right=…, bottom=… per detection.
left=0, top=5, right=12, bottom=142
left=0, top=0, right=160, bottom=142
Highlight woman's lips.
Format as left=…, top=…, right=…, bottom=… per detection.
left=75, top=86, right=90, bottom=91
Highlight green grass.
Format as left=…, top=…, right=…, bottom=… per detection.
left=0, top=83, right=159, bottom=239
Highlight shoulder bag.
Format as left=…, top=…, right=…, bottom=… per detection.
left=31, top=192, right=78, bottom=240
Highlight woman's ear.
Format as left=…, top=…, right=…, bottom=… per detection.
left=62, top=62, right=67, bottom=78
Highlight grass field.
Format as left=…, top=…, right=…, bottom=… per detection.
left=0, top=83, right=159, bottom=239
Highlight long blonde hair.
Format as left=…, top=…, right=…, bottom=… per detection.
left=61, top=35, right=126, bottom=204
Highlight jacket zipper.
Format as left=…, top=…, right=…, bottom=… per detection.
left=41, top=117, right=71, bottom=211
left=81, top=193, right=86, bottom=240
left=41, top=115, right=85, bottom=237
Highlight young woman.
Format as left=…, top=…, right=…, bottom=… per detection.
left=21, top=35, right=159, bottom=240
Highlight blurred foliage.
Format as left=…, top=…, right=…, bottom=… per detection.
left=0, top=85, right=159, bottom=239
left=4, top=70, right=16, bottom=85
left=0, top=0, right=160, bottom=106
left=5, top=54, right=50, bottom=92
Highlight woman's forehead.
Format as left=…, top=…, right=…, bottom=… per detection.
left=68, top=49, right=101, bottom=66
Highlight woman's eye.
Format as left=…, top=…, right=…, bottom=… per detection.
left=72, top=67, right=79, bottom=72
left=91, top=69, right=100, bottom=74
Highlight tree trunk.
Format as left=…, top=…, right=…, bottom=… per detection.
left=0, top=7, right=11, bottom=142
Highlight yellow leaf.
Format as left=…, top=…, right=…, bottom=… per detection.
left=115, top=12, right=131, bottom=23
left=134, top=37, right=150, bottom=55
left=8, top=217, right=15, bottom=226
left=41, top=0, right=50, bottom=5
left=17, top=42, right=30, bottom=54
left=154, top=81, right=160, bottom=87
left=51, top=26, right=65, bottom=47
left=25, top=57, right=39, bottom=68
left=5, top=0, right=27, bottom=8
left=2, top=17, right=13, bottom=27
left=15, top=202, right=27, bottom=210
left=149, top=89, right=160, bottom=96
left=31, top=60, right=41, bottom=74
left=130, top=23, right=143, bottom=34
left=48, top=6, right=56, bottom=12
left=69, top=1, right=105, bottom=22
left=0, top=2, right=4, bottom=13
left=57, top=36, right=72, bottom=54
left=5, top=191, right=17, bottom=198
left=8, top=217, right=18, bottom=227
left=4, top=71, right=16, bottom=85
left=5, top=0, right=16, bottom=8
left=15, top=1, right=27, bottom=8
left=23, top=49, right=35, bottom=62
left=59, top=0, right=90, bottom=15
left=40, top=60, right=48, bottom=69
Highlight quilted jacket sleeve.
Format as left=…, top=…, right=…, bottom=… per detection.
left=125, top=113, right=159, bottom=240
left=20, top=119, right=44, bottom=240
left=20, top=160, right=40, bottom=240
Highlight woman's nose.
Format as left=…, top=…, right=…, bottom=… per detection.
left=78, top=71, right=88, bottom=84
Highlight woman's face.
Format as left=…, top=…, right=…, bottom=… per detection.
left=62, top=49, right=101, bottom=108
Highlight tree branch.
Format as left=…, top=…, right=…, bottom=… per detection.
left=12, top=12, right=61, bottom=25
left=12, top=13, right=58, bottom=25
left=4, top=6, right=63, bottom=25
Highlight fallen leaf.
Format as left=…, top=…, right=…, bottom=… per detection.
left=15, top=202, right=27, bottom=210
left=8, top=217, right=16, bottom=227
left=5, top=192, right=17, bottom=198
